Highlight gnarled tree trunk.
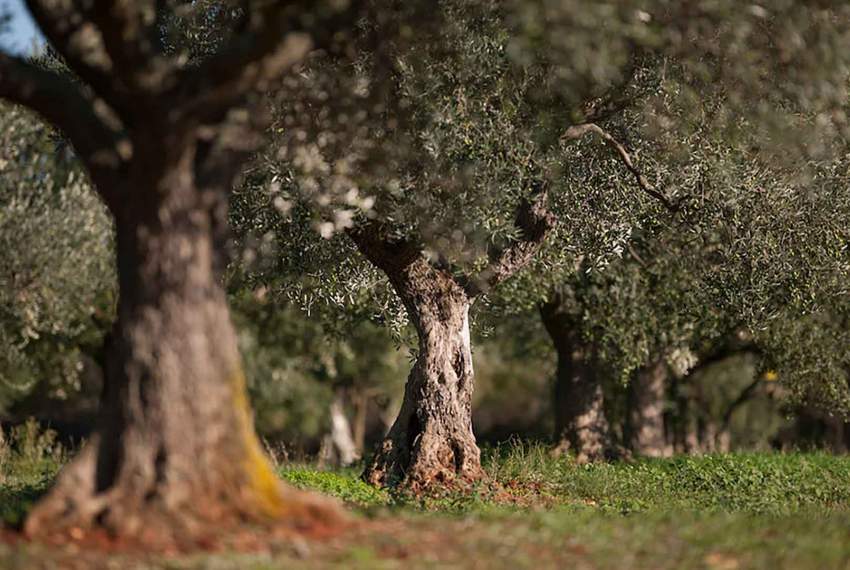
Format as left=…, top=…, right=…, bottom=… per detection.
left=24, top=166, right=338, bottom=544
left=539, top=297, right=610, bottom=463
left=350, top=191, right=553, bottom=489
left=356, top=244, right=482, bottom=488
left=627, top=357, right=670, bottom=457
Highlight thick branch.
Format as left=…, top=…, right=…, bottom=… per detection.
left=86, top=0, right=160, bottom=89
left=0, top=54, right=125, bottom=205
left=689, top=338, right=761, bottom=378
left=562, top=123, right=680, bottom=212
left=170, top=0, right=366, bottom=124
left=720, top=376, right=762, bottom=434
left=23, top=0, right=141, bottom=117
left=463, top=186, right=556, bottom=297
left=346, top=223, right=422, bottom=277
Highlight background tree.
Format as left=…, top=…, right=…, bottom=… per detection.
left=241, top=0, right=850, bottom=488
left=0, top=100, right=114, bottom=431
left=497, top=69, right=848, bottom=459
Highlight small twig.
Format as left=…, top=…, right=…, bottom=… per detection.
left=626, top=242, right=649, bottom=269
left=562, top=123, right=680, bottom=213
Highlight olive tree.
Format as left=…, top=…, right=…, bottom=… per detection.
left=0, top=0, right=374, bottom=545
left=240, top=0, right=850, bottom=487
left=527, top=141, right=850, bottom=459
left=0, top=101, right=114, bottom=422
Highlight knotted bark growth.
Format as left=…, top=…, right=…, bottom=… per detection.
left=0, top=0, right=364, bottom=546
left=539, top=297, right=611, bottom=463
left=351, top=194, right=554, bottom=489
left=627, top=357, right=671, bottom=457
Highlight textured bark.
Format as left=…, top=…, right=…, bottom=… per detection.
left=24, top=161, right=339, bottom=544
left=347, top=179, right=552, bottom=488
left=352, top=231, right=482, bottom=489
left=627, top=358, right=671, bottom=457
left=540, top=298, right=610, bottom=463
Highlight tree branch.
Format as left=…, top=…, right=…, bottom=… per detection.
left=170, top=0, right=367, bottom=125
left=720, top=376, right=762, bottom=434
left=463, top=184, right=557, bottom=297
left=346, top=223, right=422, bottom=276
left=687, top=337, right=761, bottom=380
left=562, top=123, right=680, bottom=213
left=22, top=0, right=135, bottom=116
left=0, top=53, right=126, bottom=206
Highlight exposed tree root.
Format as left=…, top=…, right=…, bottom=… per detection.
left=22, top=437, right=346, bottom=553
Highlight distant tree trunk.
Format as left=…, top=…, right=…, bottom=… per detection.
left=355, top=243, right=481, bottom=488
left=539, top=296, right=610, bottom=463
left=716, top=375, right=762, bottom=452
left=827, top=416, right=849, bottom=453
left=627, top=357, right=670, bottom=457
left=351, top=390, right=368, bottom=456
left=698, top=417, right=718, bottom=453
left=671, top=378, right=699, bottom=454
left=320, top=391, right=360, bottom=467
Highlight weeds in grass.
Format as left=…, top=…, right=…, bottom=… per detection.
left=0, top=418, right=67, bottom=527
left=281, top=441, right=850, bottom=516
left=3, top=440, right=850, bottom=568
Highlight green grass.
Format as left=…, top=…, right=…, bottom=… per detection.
left=4, top=442, right=850, bottom=568
left=280, top=466, right=391, bottom=507
left=279, top=443, right=850, bottom=516
left=486, top=442, right=850, bottom=514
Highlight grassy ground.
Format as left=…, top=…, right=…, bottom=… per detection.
left=2, top=440, right=850, bottom=568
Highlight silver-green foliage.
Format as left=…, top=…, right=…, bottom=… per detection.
left=0, top=103, right=114, bottom=407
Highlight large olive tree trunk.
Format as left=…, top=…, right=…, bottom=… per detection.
left=627, top=357, right=670, bottom=457
left=25, top=165, right=337, bottom=541
left=0, top=0, right=365, bottom=544
left=539, top=297, right=610, bottom=463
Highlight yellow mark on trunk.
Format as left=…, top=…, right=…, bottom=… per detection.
left=230, top=368, right=287, bottom=517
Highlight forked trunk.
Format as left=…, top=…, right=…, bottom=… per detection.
left=358, top=252, right=482, bottom=489
left=627, top=357, right=670, bottom=457
left=24, top=167, right=339, bottom=544
left=540, top=299, right=610, bottom=463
